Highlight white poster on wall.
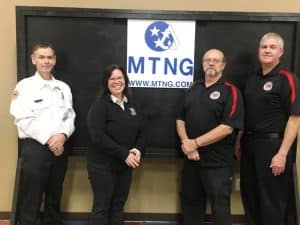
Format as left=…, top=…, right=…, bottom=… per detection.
left=127, top=19, right=195, bottom=88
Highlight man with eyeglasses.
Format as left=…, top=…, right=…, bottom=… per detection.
left=176, top=48, right=244, bottom=225
left=237, top=32, right=300, bottom=225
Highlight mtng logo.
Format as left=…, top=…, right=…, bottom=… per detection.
left=127, top=20, right=195, bottom=88
left=145, top=21, right=179, bottom=52
left=127, top=20, right=193, bottom=76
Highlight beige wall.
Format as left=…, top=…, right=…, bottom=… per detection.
left=1, top=0, right=300, bottom=215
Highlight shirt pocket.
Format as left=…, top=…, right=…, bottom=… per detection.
left=31, top=99, right=50, bottom=116
left=57, top=91, right=72, bottom=109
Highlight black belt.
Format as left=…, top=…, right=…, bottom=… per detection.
left=245, top=132, right=282, bottom=139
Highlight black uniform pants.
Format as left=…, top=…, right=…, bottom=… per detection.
left=19, top=139, right=68, bottom=225
left=87, top=164, right=132, bottom=225
left=240, top=136, right=293, bottom=225
left=180, top=159, right=233, bottom=225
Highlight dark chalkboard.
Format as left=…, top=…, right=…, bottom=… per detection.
left=16, top=7, right=300, bottom=155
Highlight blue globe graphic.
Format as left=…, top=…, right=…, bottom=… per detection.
left=145, top=21, right=175, bottom=52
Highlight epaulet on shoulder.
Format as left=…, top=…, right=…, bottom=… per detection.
left=21, top=75, right=34, bottom=81
left=58, top=80, right=70, bottom=88
left=16, top=76, right=34, bottom=87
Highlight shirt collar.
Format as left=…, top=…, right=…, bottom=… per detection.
left=197, top=76, right=226, bottom=87
left=257, top=63, right=281, bottom=78
left=33, top=72, right=59, bottom=89
left=110, top=94, right=128, bottom=104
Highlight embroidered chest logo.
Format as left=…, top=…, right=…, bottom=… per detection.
left=263, top=81, right=273, bottom=91
left=129, top=107, right=137, bottom=116
left=209, top=91, right=221, bottom=100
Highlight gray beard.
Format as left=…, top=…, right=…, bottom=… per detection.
left=205, top=69, right=217, bottom=78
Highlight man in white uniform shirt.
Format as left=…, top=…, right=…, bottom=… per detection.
left=10, top=43, right=75, bottom=225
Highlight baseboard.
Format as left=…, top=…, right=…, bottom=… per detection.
left=0, top=212, right=246, bottom=223
left=0, top=213, right=10, bottom=220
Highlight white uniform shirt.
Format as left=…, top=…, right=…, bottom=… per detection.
left=10, top=72, right=76, bottom=145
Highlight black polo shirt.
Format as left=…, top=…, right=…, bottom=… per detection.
left=177, top=78, right=244, bottom=167
left=243, top=63, right=300, bottom=133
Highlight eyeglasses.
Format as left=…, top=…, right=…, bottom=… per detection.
left=203, top=58, right=223, bottom=64
left=109, top=76, right=124, bottom=81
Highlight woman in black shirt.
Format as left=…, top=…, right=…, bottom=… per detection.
left=87, top=64, right=144, bottom=225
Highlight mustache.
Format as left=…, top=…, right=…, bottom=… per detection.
left=205, top=68, right=216, bottom=71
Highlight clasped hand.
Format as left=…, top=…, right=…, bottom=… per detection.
left=181, top=138, right=200, bottom=161
left=47, top=133, right=66, bottom=156
left=125, top=148, right=141, bottom=168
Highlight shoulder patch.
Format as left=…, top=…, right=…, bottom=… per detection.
left=12, top=90, right=19, bottom=100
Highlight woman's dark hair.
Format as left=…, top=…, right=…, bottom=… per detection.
left=98, top=64, right=131, bottom=99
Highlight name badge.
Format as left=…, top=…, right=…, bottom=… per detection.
left=129, top=107, right=137, bottom=116
left=34, top=99, right=43, bottom=103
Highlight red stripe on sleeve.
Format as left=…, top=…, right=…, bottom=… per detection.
left=279, top=69, right=296, bottom=104
left=224, top=81, right=238, bottom=118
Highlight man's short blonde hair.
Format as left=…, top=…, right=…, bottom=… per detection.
left=259, top=32, right=284, bottom=50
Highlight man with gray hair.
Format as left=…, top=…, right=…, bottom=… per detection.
left=237, top=32, right=300, bottom=225
left=177, top=49, right=244, bottom=225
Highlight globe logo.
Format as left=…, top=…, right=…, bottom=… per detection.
left=145, top=21, right=179, bottom=52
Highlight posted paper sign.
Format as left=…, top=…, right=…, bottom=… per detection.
left=127, top=20, right=195, bottom=88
